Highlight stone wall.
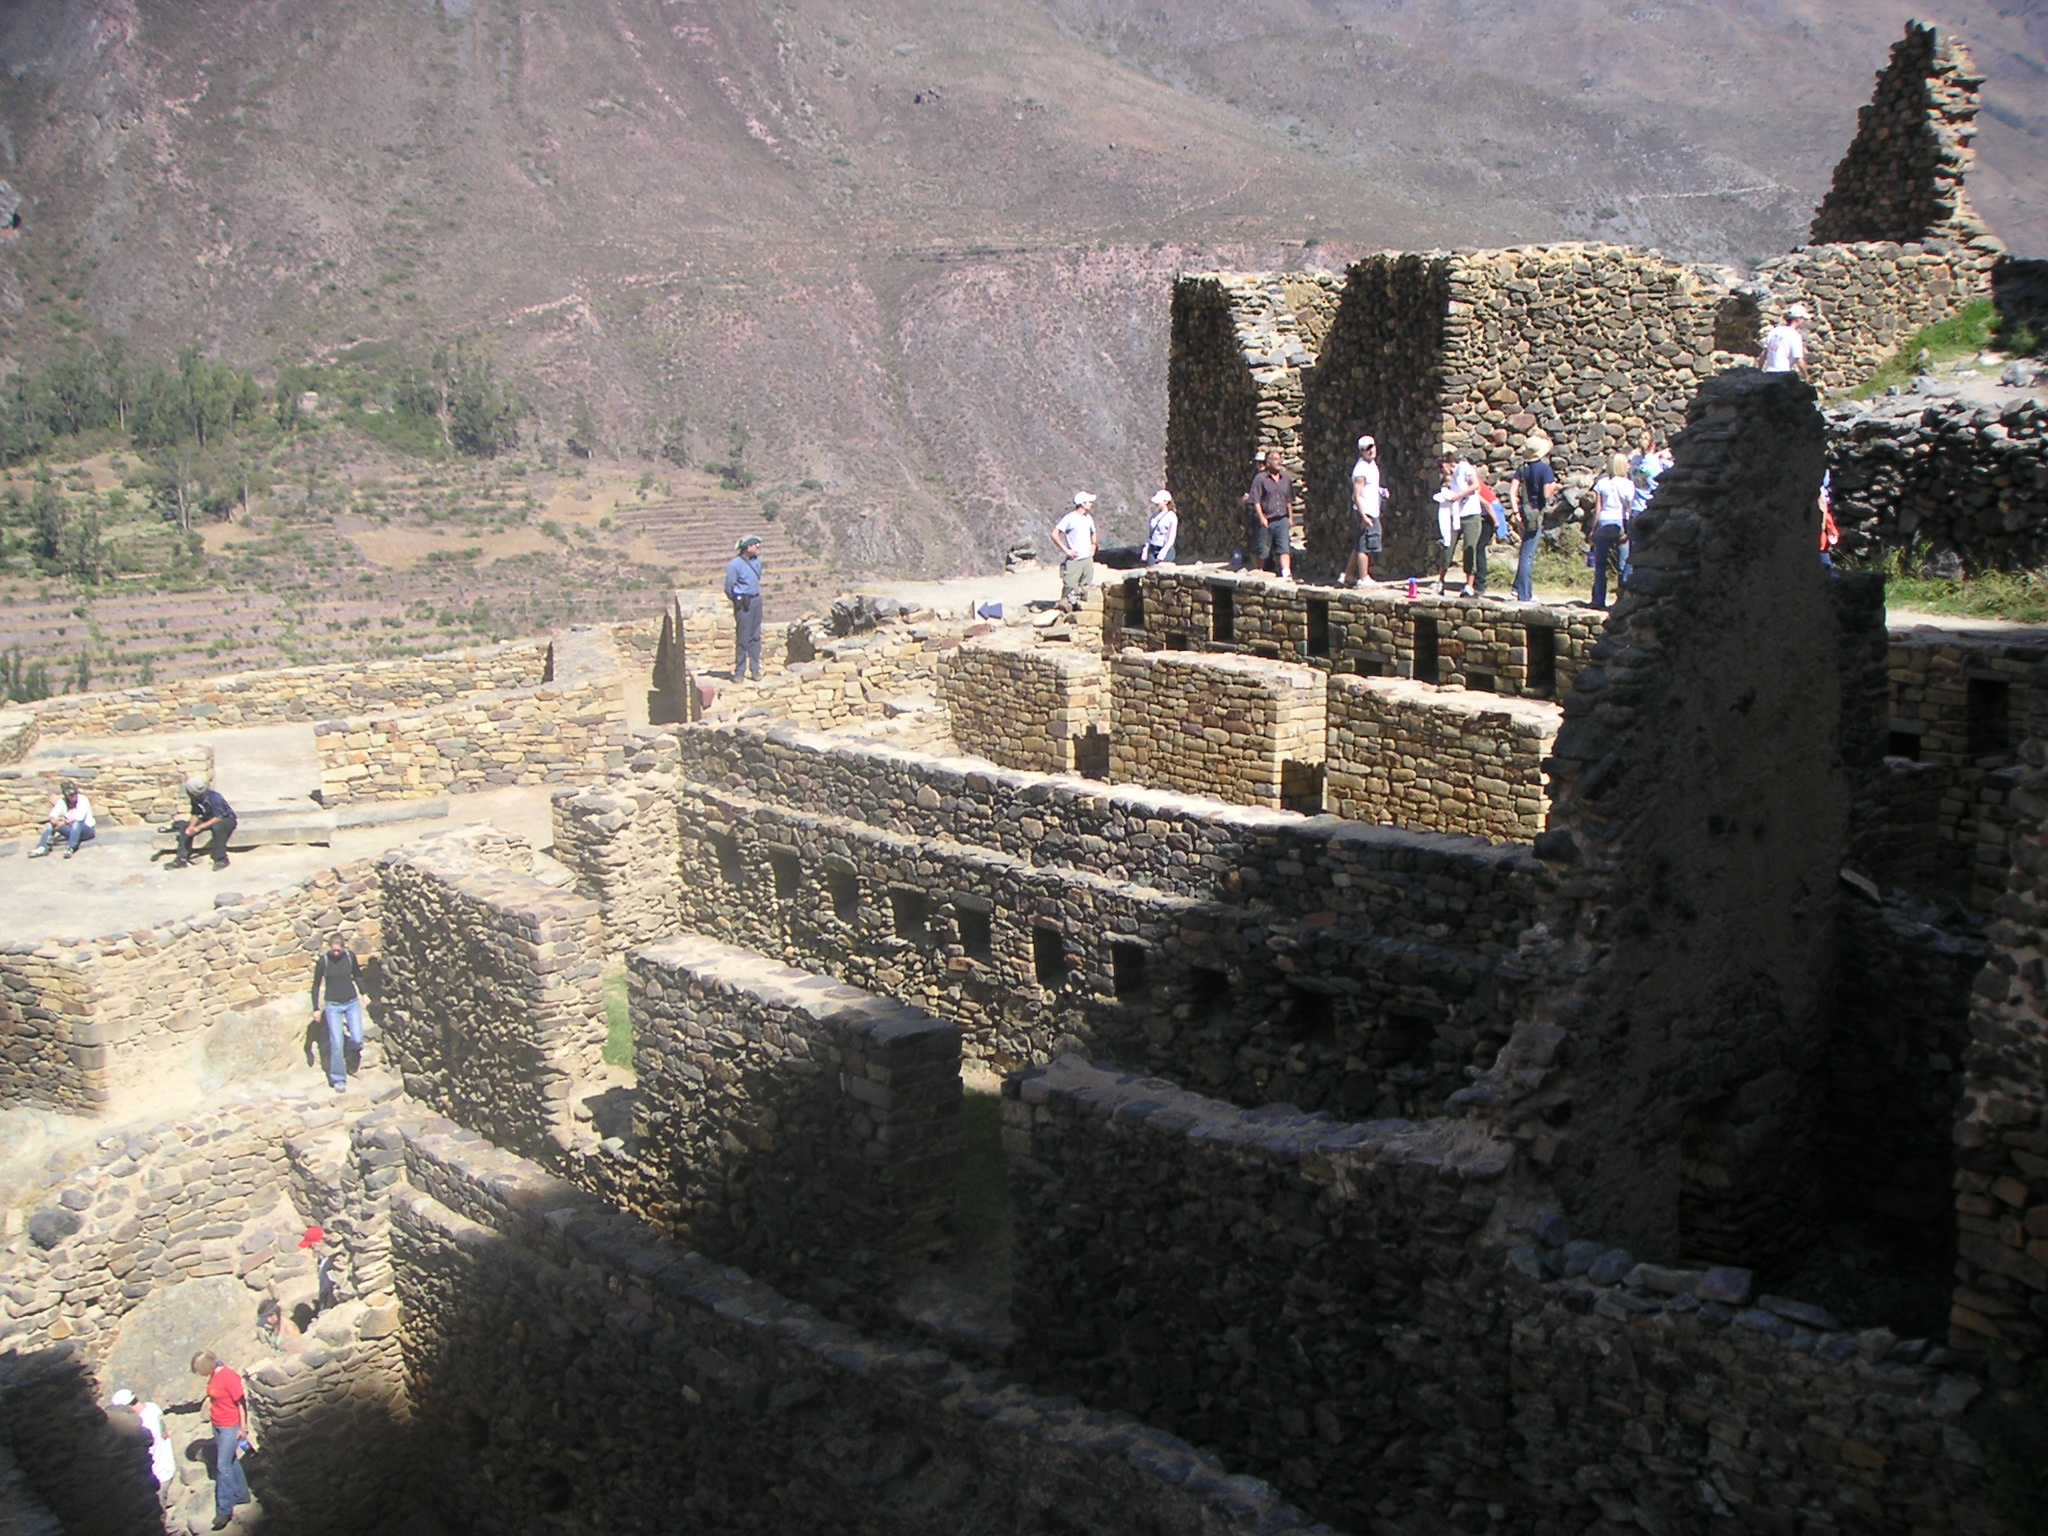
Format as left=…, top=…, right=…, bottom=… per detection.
left=375, top=829, right=605, bottom=1158
left=0, top=1347, right=168, bottom=1536
left=625, top=935, right=961, bottom=1303
left=0, top=862, right=379, bottom=1113
left=936, top=631, right=1105, bottom=775
left=1759, top=242, right=2000, bottom=394
left=705, top=623, right=959, bottom=735
left=1108, top=651, right=1325, bottom=810
left=0, top=708, right=35, bottom=766
left=28, top=639, right=550, bottom=739
left=0, top=744, right=212, bottom=840
left=1810, top=21, right=1995, bottom=250
left=1325, top=675, right=1557, bottom=842
left=550, top=745, right=683, bottom=951
left=1115, top=568, right=1602, bottom=698
left=1006, top=1055, right=1515, bottom=1533
left=1511, top=369, right=1855, bottom=1266
left=314, top=676, right=626, bottom=804
left=388, top=1113, right=1327, bottom=1536
left=1827, top=394, right=2048, bottom=571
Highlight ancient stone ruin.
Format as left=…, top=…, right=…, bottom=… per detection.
left=2, top=21, right=2047, bottom=1536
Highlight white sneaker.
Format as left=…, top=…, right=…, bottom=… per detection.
left=26, top=846, right=49, bottom=859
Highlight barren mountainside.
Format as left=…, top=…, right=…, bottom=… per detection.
left=0, top=0, right=2041, bottom=576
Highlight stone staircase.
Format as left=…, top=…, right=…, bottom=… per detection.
left=610, top=485, right=838, bottom=617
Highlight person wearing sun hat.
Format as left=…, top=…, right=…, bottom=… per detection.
left=723, top=534, right=764, bottom=682
left=1053, top=491, right=1099, bottom=611
left=1763, top=302, right=1810, bottom=380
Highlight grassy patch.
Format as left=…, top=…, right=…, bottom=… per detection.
left=953, top=1089, right=1010, bottom=1265
left=1841, top=299, right=1997, bottom=399
left=602, top=962, right=632, bottom=1067
left=1883, top=558, right=2048, bottom=624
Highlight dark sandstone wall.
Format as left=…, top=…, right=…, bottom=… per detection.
left=1534, top=369, right=1849, bottom=1265
left=1166, top=277, right=1269, bottom=564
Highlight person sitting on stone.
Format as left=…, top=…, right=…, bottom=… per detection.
left=28, top=779, right=95, bottom=859
left=169, top=775, right=237, bottom=871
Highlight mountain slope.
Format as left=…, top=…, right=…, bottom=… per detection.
left=0, top=0, right=2039, bottom=576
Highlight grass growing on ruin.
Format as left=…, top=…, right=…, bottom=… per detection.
left=1883, top=555, right=2048, bottom=624
left=1843, top=299, right=1997, bottom=399
left=602, top=963, right=632, bottom=1067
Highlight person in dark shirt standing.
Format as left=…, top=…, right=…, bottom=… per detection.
left=1248, top=449, right=1298, bottom=580
left=310, top=934, right=367, bottom=1092
left=171, top=776, right=236, bottom=870
left=724, top=534, right=764, bottom=682
left=1509, top=435, right=1558, bottom=602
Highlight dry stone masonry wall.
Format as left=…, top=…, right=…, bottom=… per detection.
left=936, top=631, right=1106, bottom=774
left=0, top=744, right=212, bottom=841
left=1325, top=676, right=1558, bottom=842
left=1108, top=651, right=1325, bottom=811
left=549, top=736, right=685, bottom=950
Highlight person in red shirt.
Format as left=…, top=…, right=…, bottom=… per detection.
left=191, top=1351, right=251, bottom=1529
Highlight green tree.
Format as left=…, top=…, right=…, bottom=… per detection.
left=659, top=415, right=690, bottom=466
left=29, top=484, right=66, bottom=565
left=62, top=502, right=103, bottom=584
left=443, top=342, right=522, bottom=457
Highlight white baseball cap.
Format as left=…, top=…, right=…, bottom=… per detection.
left=1072, top=491, right=1097, bottom=507
left=110, top=1390, right=135, bottom=1407
left=1357, top=435, right=1375, bottom=450
left=1786, top=303, right=1810, bottom=319
left=1150, top=489, right=1173, bottom=505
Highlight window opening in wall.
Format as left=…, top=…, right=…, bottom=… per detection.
left=1034, top=927, right=1068, bottom=987
left=1126, top=580, right=1146, bottom=631
left=1413, top=616, right=1439, bottom=684
left=767, top=846, right=801, bottom=899
left=710, top=833, right=743, bottom=884
left=889, top=886, right=929, bottom=943
left=1075, top=727, right=1111, bottom=780
left=1183, top=966, right=1230, bottom=1017
left=1378, top=1009, right=1438, bottom=1073
left=1355, top=657, right=1386, bottom=678
left=1211, top=585, right=1235, bottom=644
left=1306, top=598, right=1331, bottom=659
left=1887, top=728, right=1923, bottom=761
left=1525, top=624, right=1557, bottom=697
left=1284, top=984, right=1337, bottom=1048
left=956, top=905, right=993, bottom=962
left=1111, top=942, right=1150, bottom=997
left=1465, top=672, right=1496, bottom=694
left=826, top=868, right=860, bottom=922
left=1967, top=678, right=2012, bottom=758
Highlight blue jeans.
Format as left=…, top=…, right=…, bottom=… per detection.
left=35, top=821, right=94, bottom=854
left=324, top=998, right=364, bottom=1089
left=214, top=1424, right=249, bottom=1521
left=1513, top=534, right=1539, bottom=602
left=1591, top=523, right=1626, bottom=609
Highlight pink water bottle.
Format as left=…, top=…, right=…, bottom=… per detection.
left=1406, top=578, right=1417, bottom=600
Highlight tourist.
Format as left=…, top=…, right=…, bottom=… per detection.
left=1509, top=436, right=1557, bottom=602
left=256, top=1297, right=299, bottom=1352
left=1344, top=435, right=1385, bottom=586
left=1589, top=453, right=1635, bottom=610
left=191, top=1351, right=251, bottom=1530
left=1053, top=492, right=1099, bottom=611
left=1820, top=470, right=1841, bottom=570
left=1143, top=490, right=1178, bottom=566
left=1631, top=430, right=1671, bottom=488
left=1762, top=303, right=1810, bottom=380
left=1432, top=449, right=1481, bottom=595
left=723, top=534, right=764, bottom=682
left=109, top=1388, right=175, bottom=1492
left=309, top=933, right=367, bottom=1093
left=27, top=779, right=95, bottom=860
left=170, top=776, right=236, bottom=871
left=1248, top=449, right=1296, bottom=580
left=301, top=1224, right=340, bottom=1315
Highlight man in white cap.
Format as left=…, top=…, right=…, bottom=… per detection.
left=1052, top=492, right=1099, bottom=612
left=1762, top=304, right=1810, bottom=380
left=108, top=1388, right=175, bottom=1491
left=1344, top=436, right=1386, bottom=587
left=1143, top=490, right=1177, bottom=566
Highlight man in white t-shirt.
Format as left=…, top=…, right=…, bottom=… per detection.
left=29, top=779, right=95, bottom=859
left=1344, top=435, right=1386, bottom=587
left=1053, top=492, right=1099, bottom=611
left=1762, top=304, right=1809, bottom=380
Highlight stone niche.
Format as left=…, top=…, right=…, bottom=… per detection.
left=1325, top=675, right=1559, bottom=842
left=1108, top=650, right=1325, bottom=810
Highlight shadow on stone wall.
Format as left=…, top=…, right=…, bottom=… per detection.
left=0, top=1345, right=170, bottom=1536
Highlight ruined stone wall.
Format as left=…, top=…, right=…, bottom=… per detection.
left=1810, top=21, right=1994, bottom=251
left=0, top=861, right=379, bottom=1113
left=0, top=708, right=36, bottom=766
left=1006, top=1055, right=1515, bottom=1533
left=1108, top=651, right=1325, bottom=811
left=0, top=743, right=212, bottom=840
left=387, top=1114, right=1326, bottom=1536
left=625, top=936, right=960, bottom=1303
left=706, top=624, right=959, bottom=734
left=937, top=632, right=1105, bottom=775
left=1325, top=676, right=1557, bottom=842
left=1118, top=569, right=1601, bottom=697
left=375, top=830, right=605, bottom=1158
left=1524, top=370, right=1852, bottom=1265
left=1827, top=394, right=2048, bottom=570
left=550, top=763, right=683, bottom=951
left=1165, top=274, right=1334, bottom=563
left=1760, top=243, right=1999, bottom=394
left=26, top=639, right=551, bottom=739
left=0, top=1347, right=169, bottom=1536
left=314, top=676, right=626, bottom=804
